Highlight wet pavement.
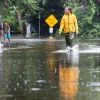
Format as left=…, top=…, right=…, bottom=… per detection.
left=0, top=36, right=100, bottom=100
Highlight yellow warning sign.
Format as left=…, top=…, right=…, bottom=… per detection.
left=45, top=14, right=58, bottom=28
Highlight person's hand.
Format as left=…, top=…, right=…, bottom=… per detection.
left=76, top=32, right=78, bottom=37
left=76, top=32, right=78, bottom=35
left=59, top=32, right=61, bottom=35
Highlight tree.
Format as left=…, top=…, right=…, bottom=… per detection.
left=93, top=0, right=100, bottom=6
left=0, top=0, right=100, bottom=37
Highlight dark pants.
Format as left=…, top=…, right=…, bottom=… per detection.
left=65, top=33, right=73, bottom=47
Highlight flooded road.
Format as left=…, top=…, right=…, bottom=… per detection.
left=0, top=38, right=100, bottom=100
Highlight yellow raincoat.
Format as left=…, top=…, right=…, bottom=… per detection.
left=59, top=13, right=78, bottom=34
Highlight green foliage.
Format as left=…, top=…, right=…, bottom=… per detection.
left=1, top=4, right=19, bottom=32
left=1, top=0, right=100, bottom=38
left=3, top=15, right=19, bottom=31
left=62, top=0, right=100, bottom=38
left=78, top=0, right=100, bottom=37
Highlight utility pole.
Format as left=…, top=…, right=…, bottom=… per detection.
left=38, top=13, right=41, bottom=38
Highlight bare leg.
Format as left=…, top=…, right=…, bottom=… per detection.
left=4, top=38, right=6, bottom=45
left=8, top=38, right=10, bottom=42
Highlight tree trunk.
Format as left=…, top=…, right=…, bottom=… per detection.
left=17, top=10, right=24, bottom=34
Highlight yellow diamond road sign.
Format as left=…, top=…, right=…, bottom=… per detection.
left=45, top=14, right=58, bottom=28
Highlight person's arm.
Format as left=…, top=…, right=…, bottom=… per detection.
left=0, top=24, right=3, bottom=36
left=8, top=25, right=10, bottom=33
left=59, top=16, right=64, bottom=35
left=1, top=23, right=3, bottom=30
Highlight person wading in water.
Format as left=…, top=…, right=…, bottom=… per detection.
left=59, top=6, right=79, bottom=52
left=3, top=21, right=10, bottom=44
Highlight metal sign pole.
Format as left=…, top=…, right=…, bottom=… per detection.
left=45, top=14, right=58, bottom=37
left=49, top=28, right=53, bottom=37
left=38, top=13, right=41, bottom=38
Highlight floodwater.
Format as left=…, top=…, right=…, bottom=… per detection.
left=0, top=38, right=100, bottom=100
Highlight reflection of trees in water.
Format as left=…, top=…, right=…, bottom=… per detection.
left=46, top=53, right=59, bottom=85
left=45, top=41, right=59, bottom=85
left=0, top=53, right=3, bottom=90
left=1, top=50, right=33, bottom=99
left=59, top=52, right=79, bottom=100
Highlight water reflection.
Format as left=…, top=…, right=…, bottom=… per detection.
left=0, top=51, right=3, bottom=87
left=59, top=52, right=79, bottom=100
left=0, top=49, right=33, bottom=99
left=47, top=53, right=56, bottom=73
left=0, top=39, right=100, bottom=100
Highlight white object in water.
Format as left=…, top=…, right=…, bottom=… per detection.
left=66, top=46, right=71, bottom=52
left=52, top=45, right=79, bottom=53
left=70, top=45, right=79, bottom=52
left=66, top=45, right=79, bottom=52
left=0, top=43, right=3, bottom=49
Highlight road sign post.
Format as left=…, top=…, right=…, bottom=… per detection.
left=45, top=14, right=58, bottom=36
left=49, top=28, right=53, bottom=37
